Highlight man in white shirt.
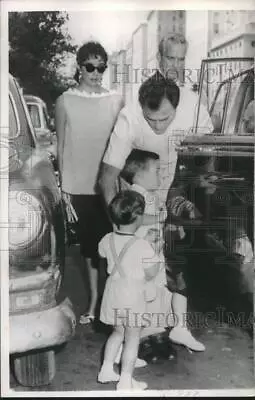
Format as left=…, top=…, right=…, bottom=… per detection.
left=99, top=32, right=213, bottom=205
left=99, top=33, right=213, bottom=351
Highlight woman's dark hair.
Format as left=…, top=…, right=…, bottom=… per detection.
left=74, top=41, right=108, bottom=82
left=139, top=74, right=180, bottom=111
left=121, top=149, right=159, bottom=184
left=109, top=190, right=145, bottom=226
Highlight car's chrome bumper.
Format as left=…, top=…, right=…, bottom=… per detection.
left=10, top=297, right=76, bottom=354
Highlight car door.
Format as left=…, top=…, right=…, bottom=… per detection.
left=173, top=58, right=254, bottom=302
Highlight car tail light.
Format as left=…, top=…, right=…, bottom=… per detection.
left=10, top=275, right=59, bottom=314
left=10, top=291, right=42, bottom=311
left=9, top=190, right=44, bottom=249
left=10, top=288, right=56, bottom=313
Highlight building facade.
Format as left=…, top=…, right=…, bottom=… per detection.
left=131, top=22, right=148, bottom=102
left=125, top=39, right=133, bottom=105
left=207, top=10, right=255, bottom=102
left=208, top=10, right=255, bottom=61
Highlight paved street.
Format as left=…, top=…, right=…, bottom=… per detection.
left=10, top=245, right=254, bottom=393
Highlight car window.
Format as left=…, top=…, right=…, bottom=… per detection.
left=236, top=75, right=254, bottom=135
left=210, top=81, right=229, bottom=134
left=195, top=59, right=254, bottom=135
left=10, top=78, right=36, bottom=151
left=42, top=106, right=51, bottom=130
left=27, top=104, right=41, bottom=128
left=220, top=70, right=254, bottom=136
left=9, top=94, right=20, bottom=138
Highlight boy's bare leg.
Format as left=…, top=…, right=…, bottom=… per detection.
left=169, top=292, right=205, bottom=351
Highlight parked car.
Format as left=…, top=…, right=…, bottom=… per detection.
left=25, top=94, right=59, bottom=182
left=166, top=58, right=254, bottom=311
left=9, top=74, right=76, bottom=387
left=24, top=94, right=57, bottom=158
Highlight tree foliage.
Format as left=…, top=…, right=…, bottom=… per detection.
left=9, top=12, right=77, bottom=114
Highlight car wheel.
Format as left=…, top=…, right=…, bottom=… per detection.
left=12, top=348, right=56, bottom=387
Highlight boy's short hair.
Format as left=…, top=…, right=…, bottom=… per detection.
left=109, top=190, right=145, bottom=226
left=139, top=75, right=180, bottom=111
left=121, top=149, right=159, bottom=185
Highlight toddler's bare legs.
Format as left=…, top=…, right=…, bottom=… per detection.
left=117, top=327, right=147, bottom=390
left=98, top=325, right=124, bottom=383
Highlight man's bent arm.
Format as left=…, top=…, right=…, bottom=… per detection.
left=98, top=162, right=122, bottom=205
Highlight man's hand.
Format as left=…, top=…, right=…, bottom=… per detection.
left=167, top=195, right=201, bottom=220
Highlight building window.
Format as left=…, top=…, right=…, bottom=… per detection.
left=251, top=41, right=255, bottom=47
left=179, top=11, right=184, bottom=18
left=239, top=41, right=242, bottom=47
left=213, top=23, right=219, bottom=34
left=173, top=15, right=176, bottom=21
left=173, top=25, right=176, bottom=32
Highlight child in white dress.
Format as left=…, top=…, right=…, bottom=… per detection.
left=98, top=190, right=161, bottom=390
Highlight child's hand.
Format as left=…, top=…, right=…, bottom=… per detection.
left=145, top=228, right=164, bottom=255
left=158, top=207, right=168, bottom=223
left=145, top=228, right=161, bottom=244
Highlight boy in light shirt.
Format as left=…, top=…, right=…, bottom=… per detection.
left=121, top=149, right=205, bottom=352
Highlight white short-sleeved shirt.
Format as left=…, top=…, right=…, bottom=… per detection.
left=103, top=83, right=213, bottom=202
left=98, top=232, right=160, bottom=280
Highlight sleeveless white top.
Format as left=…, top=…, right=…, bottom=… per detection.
left=61, top=88, right=123, bottom=194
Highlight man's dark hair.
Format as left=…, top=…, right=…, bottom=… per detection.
left=109, top=190, right=145, bottom=226
left=121, top=149, right=159, bottom=185
left=139, top=75, right=180, bottom=110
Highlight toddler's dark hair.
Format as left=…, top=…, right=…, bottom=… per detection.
left=121, top=149, right=159, bottom=185
left=109, top=190, right=145, bottom=226
left=139, top=75, right=180, bottom=111
left=74, top=41, right=108, bottom=82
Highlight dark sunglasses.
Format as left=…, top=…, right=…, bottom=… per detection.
left=82, top=63, right=107, bottom=73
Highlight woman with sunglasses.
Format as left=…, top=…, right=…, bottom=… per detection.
left=55, top=41, right=124, bottom=326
